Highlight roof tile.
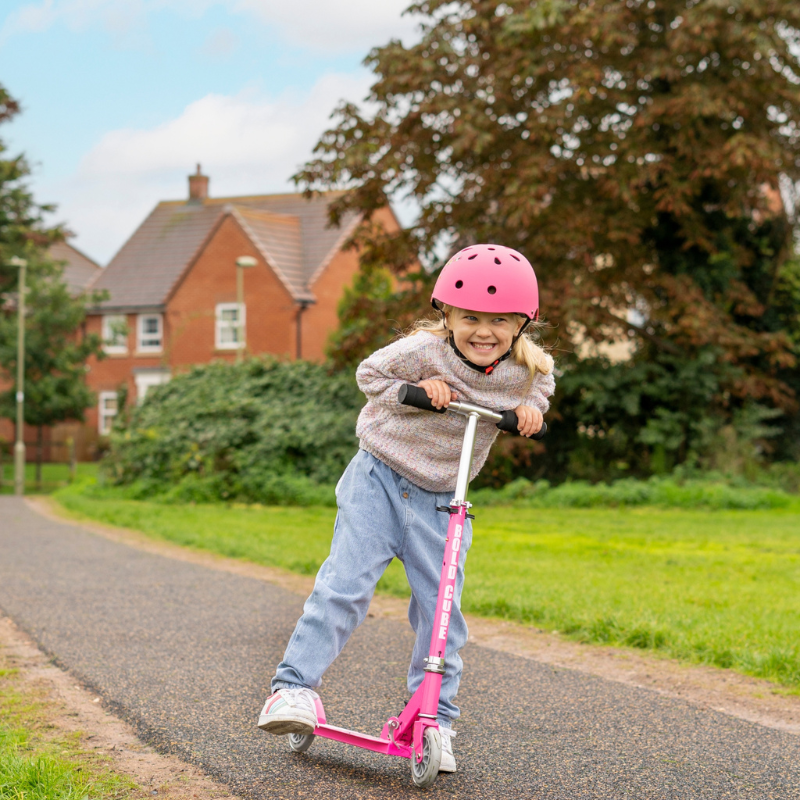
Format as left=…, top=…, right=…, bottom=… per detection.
left=90, top=192, right=359, bottom=310
left=49, top=241, right=102, bottom=296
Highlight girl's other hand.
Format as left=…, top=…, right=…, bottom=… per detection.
left=514, top=404, right=543, bottom=437
left=417, top=380, right=458, bottom=409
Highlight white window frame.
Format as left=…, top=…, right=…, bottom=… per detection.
left=215, top=303, right=245, bottom=350
left=134, top=370, right=170, bottom=405
left=98, top=391, right=118, bottom=435
left=137, top=313, right=163, bottom=353
left=102, top=314, right=128, bottom=354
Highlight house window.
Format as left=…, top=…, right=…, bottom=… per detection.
left=215, top=303, right=245, bottom=349
left=102, top=315, right=128, bottom=354
left=98, top=391, right=118, bottom=435
left=137, top=314, right=163, bottom=352
left=134, top=369, right=170, bottom=405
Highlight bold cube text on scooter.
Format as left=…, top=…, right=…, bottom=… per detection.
left=438, top=523, right=463, bottom=640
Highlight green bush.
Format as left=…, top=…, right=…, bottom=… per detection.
left=470, top=475, right=796, bottom=510
left=102, top=358, right=362, bottom=504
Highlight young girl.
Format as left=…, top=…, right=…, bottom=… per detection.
left=258, top=244, right=554, bottom=773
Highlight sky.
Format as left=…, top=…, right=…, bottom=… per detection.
left=0, top=0, right=421, bottom=264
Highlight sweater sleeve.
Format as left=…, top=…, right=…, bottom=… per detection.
left=355, top=336, right=427, bottom=407
left=522, top=369, right=556, bottom=415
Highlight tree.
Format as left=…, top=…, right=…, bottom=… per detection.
left=0, top=86, right=61, bottom=291
left=0, top=85, right=104, bottom=482
left=298, top=0, right=800, bottom=475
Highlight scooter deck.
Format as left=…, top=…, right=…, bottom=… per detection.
left=312, top=723, right=412, bottom=758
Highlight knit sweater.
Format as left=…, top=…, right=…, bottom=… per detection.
left=355, top=332, right=556, bottom=492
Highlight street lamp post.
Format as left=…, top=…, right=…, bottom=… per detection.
left=9, top=256, right=27, bottom=496
left=235, top=256, right=257, bottom=364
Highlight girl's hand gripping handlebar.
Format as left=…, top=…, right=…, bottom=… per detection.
left=398, top=384, right=547, bottom=440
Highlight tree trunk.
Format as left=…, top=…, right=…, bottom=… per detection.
left=36, top=425, right=43, bottom=489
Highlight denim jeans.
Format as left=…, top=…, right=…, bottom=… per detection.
left=272, top=449, right=473, bottom=727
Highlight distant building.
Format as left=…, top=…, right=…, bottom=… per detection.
left=79, top=166, right=399, bottom=451
left=49, top=240, right=102, bottom=295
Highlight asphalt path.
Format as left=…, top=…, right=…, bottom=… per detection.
left=0, top=496, right=797, bottom=799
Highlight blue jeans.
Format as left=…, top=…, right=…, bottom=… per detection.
left=272, top=449, right=473, bottom=727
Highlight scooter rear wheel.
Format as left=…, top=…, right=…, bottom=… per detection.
left=288, top=733, right=315, bottom=753
left=411, top=728, right=442, bottom=787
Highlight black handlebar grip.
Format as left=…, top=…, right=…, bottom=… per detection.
left=398, top=383, right=447, bottom=414
left=497, top=409, right=547, bottom=440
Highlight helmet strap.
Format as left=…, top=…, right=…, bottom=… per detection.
left=446, top=333, right=513, bottom=376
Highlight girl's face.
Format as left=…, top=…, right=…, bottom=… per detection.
left=446, top=307, right=524, bottom=366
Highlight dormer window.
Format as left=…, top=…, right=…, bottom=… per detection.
left=137, top=313, right=163, bottom=353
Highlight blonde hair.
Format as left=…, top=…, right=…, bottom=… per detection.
left=409, top=304, right=554, bottom=378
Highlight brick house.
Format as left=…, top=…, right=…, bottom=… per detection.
left=80, top=168, right=398, bottom=454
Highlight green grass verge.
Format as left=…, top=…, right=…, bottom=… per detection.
left=53, top=482, right=800, bottom=691
left=0, top=659, right=136, bottom=799
left=0, top=462, right=99, bottom=496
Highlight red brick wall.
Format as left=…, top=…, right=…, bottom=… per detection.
left=167, top=215, right=296, bottom=364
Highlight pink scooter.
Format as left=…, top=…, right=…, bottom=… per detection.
left=285, top=383, right=546, bottom=787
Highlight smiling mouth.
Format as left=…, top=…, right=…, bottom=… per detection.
left=469, top=342, right=496, bottom=351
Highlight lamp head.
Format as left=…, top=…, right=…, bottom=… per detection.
left=236, top=256, right=257, bottom=269
left=8, top=256, right=27, bottom=268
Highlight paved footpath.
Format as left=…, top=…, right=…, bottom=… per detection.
left=0, top=497, right=797, bottom=799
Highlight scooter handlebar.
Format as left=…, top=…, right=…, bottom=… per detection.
left=497, top=410, right=548, bottom=441
left=397, top=383, right=446, bottom=413
left=397, top=384, right=547, bottom=439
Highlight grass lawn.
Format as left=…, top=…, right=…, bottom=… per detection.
left=0, top=462, right=98, bottom=495
left=53, top=485, right=800, bottom=691
left=0, top=657, right=135, bottom=800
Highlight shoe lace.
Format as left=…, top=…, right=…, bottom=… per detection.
left=440, top=728, right=456, bottom=747
left=285, top=688, right=317, bottom=715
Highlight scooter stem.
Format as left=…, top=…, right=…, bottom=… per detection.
left=453, top=412, right=479, bottom=505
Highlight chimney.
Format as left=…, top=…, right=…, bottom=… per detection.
left=188, top=164, right=209, bottom=202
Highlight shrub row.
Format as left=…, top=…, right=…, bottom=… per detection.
left=102, top=358, right=361, bottom=504
left=471, top=476, right=796, bottom=510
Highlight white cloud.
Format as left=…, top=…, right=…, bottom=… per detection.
left=199, top=26, right=238, bottom=59
left=2, top=0, right=421, bottom=52
left=2, top=0, right=147, bottom=38
left=46, top=71, right=373, bottom=263
left=232, top=0, right=419, bottom=52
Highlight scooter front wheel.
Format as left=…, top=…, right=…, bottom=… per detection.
left=288, top=733, right=315, bottom=753
left=411, top=728, right=442, bottom=787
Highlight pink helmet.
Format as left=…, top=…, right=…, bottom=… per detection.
left=431, top=244, right=539, bottom=320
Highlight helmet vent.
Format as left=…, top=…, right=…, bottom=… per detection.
left=494, top=257, right=501, bottom=264
left=487, top=285, right=497, bottom=294
left=488, top=247, right=495, bottom=250
left=510, top=254, right=520, bottom=261
left=455, top=280, right=463, bottom=288
left=468, top=254, right=478, bottom=260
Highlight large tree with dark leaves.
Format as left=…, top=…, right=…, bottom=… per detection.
left=298, top=0, right=800, bottom=477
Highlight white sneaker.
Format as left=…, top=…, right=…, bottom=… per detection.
left=257, top=688, right=318, bottom=735
left=439, top=728, right=456, bottom=773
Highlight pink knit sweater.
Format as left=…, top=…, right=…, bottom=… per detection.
left=355, top=332, right=556, bottom=492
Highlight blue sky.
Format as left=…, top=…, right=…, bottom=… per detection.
left=0, top=0, right=419, bottom=263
